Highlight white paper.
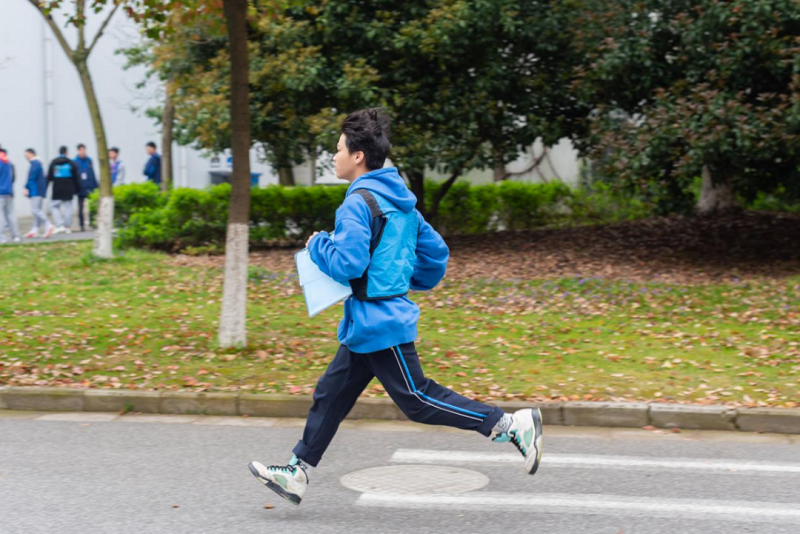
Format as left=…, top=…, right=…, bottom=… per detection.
left=295, top=247, right=352, bottom=317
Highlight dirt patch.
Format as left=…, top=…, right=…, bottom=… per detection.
left=169, top=211, right=800, bottom=285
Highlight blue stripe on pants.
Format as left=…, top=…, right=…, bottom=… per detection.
left=393, top=345, right=487, bottom=419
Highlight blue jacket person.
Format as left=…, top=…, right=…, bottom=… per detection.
left=248, top=109, right=543, bottom=505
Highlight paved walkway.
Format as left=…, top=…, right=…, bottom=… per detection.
left=2, top=215, right=94, bottom=244
left=2, top=410, right=799, bottom=534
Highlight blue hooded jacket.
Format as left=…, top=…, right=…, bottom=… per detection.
left=26, top=159, right=47, bottom=198
left=144, top=153, right=162, bottom=184
left=307, top=167, right=449, bottom=353
left=0, top=157, right=13, bottom=196
left=74, top=156, right=99, bottom=198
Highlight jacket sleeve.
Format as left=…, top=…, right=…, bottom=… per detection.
left=36, top=163, right=46, bottom=193
left=25, top=165, right=33, bottom=193
left=410, top=210, right=449, bottom=291
left=307, top=194, right=372, bottom=285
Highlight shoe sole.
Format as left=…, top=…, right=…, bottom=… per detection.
left=248, top=462, right=302, bottom=505
left=526, top=408, right=543, bottom=475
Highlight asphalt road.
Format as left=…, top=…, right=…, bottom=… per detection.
left=2, top=410, right=799, bottom=534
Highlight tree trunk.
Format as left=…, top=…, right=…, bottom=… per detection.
left=278, top=166, right=295, bottom=186
left=493, top=162, right=506, bottom=182
left=308, top=151, right=317, bottom=184
left=493, top=147, right=506, bottom=182
left=218, top=0, right=252, bottom=348
left=428, top=168, right=463, bottom=223
left=161, top=86, right=175, bottom=192
left=76, top=60, right=114, bottom=258
left=697, top=165, right=739, bottom=215
left=408, top=170, right=426, bottom=217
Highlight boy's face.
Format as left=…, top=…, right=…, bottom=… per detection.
left=333, top=133, right=364, bottom=182
left=146, top=146, right=155, bottom=155
left=77, top=147, right=86, bottom=158
left=109, top=150, right=117, bottom=160
left=25, top=152, right=34, bottom=161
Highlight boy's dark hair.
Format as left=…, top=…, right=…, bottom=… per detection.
left=110, top=147, right=119, bottom=154
left=146, top=141, right=157, bottom=149
left=59, top=146, right=68, bottom=155
left=25, top=148, right=36, bottom=155
left=77, top=143, right=86, bottom=150
left=341, top=108, right=391, bottom=170
left=0, top=147, right=7, bottom=154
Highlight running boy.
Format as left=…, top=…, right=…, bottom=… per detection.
left=249, top=109, right=542, bottom=505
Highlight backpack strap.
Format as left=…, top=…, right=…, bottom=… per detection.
left=351, top=188, right=383, bottom=218
left=349, top=189, right=390, bottom=299
left=351, top=189, right=387, bottom=255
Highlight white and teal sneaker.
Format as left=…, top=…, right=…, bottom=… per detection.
left=248, top=457, right=308, bottom=505
left=493, top=408, right=543, bottom=475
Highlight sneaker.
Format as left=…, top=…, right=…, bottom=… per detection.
left=43, top=225, right=54, bottom=239
left=53, top=226, right=65, bottom=235
left=494, top=408, right=543, bottom=475
left=65, top=228, right=72, bottom=235
left=24, top=230, right=38, bottom=239
left=12, top=237, right=21, bottom=243
left=248, top=460, right=308, bottom=505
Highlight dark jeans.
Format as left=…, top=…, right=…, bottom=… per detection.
left=293, top=341, right=504, bottom=467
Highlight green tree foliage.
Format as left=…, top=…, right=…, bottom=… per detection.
left=571, top=0, right=800, bottom=214
left=140, top=0, right=586, bottom=216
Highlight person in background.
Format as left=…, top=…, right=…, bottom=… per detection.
left=109, top=147, right=126, bottom=186
left=143, top=141, right=161, bottom=185
left=74, top=143, right=98, bottom=232
left=23, top=148, right=53, bottom=239
left=47, top=146, right=81, bottom=234
left=0, top=146, right=21, bottom=243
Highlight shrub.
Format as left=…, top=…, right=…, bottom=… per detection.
left=113, top=179, right=648, bottom=251
left=88, top=183, right=165, bottom=226
left=117, top=185, right=229, bottom=251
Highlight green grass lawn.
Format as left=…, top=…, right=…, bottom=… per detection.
left=1, top=241, right=799, bottom=407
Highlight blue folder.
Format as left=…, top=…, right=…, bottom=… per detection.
left=295, top=246, right=353, bottom=317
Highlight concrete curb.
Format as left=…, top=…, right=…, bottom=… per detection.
left=1, top=386, right=799, bottom=434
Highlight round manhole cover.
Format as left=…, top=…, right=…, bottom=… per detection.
left=341, top=465, right=489, bottom=495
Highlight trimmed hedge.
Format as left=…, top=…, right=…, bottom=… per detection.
left=90, top=180, right=646, bottom=252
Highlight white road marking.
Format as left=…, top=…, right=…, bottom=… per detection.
left=356, top=492, right=800, bottom=524
left=35, top=413, right=117, bottom=422
left=391, top=449, right=800, bottom=474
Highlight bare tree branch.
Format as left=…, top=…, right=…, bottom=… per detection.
left=88, top=3, right=120, bottom=55
left=77, top=0, right=86, bottom=51
left=428, top=150, right=479, bottom=221
left=501, top=147, right=549, bottom=181
left=28, top=0, right=75, bottom=62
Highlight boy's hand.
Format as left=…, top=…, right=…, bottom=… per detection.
left=306, top=231, right=321, bottom=248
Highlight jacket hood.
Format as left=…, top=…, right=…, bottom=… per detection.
left=346, top=167, right=417, bottom=213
